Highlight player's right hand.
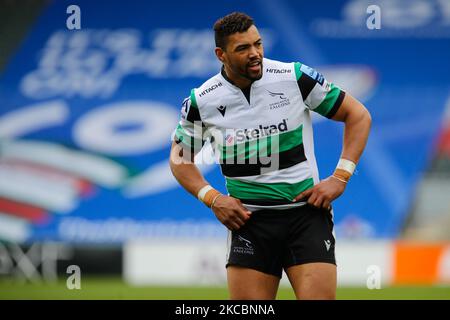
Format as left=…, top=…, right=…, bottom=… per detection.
left=211, top=196, right=252, bottom=230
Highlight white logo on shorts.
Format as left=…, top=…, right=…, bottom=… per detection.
left=238, top=235, right=253, bottom=248
left=233, top=235, right=254, bottom=255
left=324, top=240, right=331, bottom=251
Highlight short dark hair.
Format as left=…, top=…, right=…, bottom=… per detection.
left=213, top=12, right=254, bottom=50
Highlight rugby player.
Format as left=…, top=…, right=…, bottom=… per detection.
left=169, top=12, right=371, bottom=300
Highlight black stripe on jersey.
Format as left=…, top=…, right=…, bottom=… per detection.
left=297, top=73, right=316, bottom=101
left=220, top=143, right=307, bottom=177
left=174, top=136, right=204, bottom=157
left=326, top=90, right=346, bottom=119
left=186, top=103, right=202, bottom=122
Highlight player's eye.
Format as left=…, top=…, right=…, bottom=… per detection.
left=235, top=45, right=249, bottom=52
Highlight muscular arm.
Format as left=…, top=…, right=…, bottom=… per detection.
left=169, top=141, right=251, bottom=230
left=331, top=93, right=372, bottom=165
left=294, top=93, right=372, bottom=209
left=169, top=141, right=209, bottom=197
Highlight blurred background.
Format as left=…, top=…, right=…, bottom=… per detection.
left=0, top=0, right=449, bottom=299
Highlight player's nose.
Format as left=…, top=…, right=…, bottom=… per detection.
left=248, top=45, right=259, bottom=58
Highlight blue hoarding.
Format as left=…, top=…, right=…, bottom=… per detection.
left=0, top=0, right=449, bottom=242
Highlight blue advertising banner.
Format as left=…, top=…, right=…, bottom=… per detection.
left=0, top=0, right=449, bottom=242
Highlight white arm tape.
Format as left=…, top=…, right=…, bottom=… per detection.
left=197, top=185, right=213, bottom=201
left=337, top=158, right=356, bottom=175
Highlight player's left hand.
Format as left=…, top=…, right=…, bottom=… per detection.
left=292, top=176, right=346, bottom=210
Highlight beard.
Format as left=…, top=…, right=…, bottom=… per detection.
left=231, top=60, right=263, bottom=82
left=243, top=60, right=263, bottom=81
left=242, top=68, right=263, bottom=81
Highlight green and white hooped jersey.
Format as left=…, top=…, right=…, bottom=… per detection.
left=173, top=58, right=345, bottom=208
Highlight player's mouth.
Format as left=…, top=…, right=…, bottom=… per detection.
left=247, top=60, right=261, bottom=73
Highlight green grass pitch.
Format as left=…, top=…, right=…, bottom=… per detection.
left=1, top=277, right=450, bottom=300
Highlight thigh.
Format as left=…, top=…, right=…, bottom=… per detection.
left=226, top=211, right=286, bottom=278
left=285, top=262, right=336, bottom=300
left=283, top=205, right=336, bottom=267
left=227, top=266, right=280, bottom=300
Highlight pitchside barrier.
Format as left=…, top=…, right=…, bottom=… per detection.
left=124, top=240, right=450, bottom=287
left=0, top=241, right=449, bottom=286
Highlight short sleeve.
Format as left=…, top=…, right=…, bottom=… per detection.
left=294, top=62, right=346, bottom=118
left=172, top=89, right=206, bottom=153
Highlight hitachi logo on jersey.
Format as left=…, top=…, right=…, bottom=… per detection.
left=199, top=82, right=222, bottom=97
left=266, top=68, right=291, bottom=74
left=235, top=119, right=288, bottom=142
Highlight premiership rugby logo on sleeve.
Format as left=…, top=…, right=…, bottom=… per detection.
left=180, top=97, right=190, bottom=119
left=300, top=64, right=325, bottom=85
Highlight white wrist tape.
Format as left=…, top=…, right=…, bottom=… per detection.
left=197, top=185, right=213, bottom=201
left=337, top=158, right=356, bottom=175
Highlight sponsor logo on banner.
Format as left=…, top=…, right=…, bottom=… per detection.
left=20, top=29, right=275, bottom=99
left=311, top=0, right=450, bottom=38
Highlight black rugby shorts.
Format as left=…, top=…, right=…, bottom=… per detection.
left=226, top=204, right=336, bottom=278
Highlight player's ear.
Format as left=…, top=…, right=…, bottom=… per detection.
left=215, top=47, right=226, bottom=63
